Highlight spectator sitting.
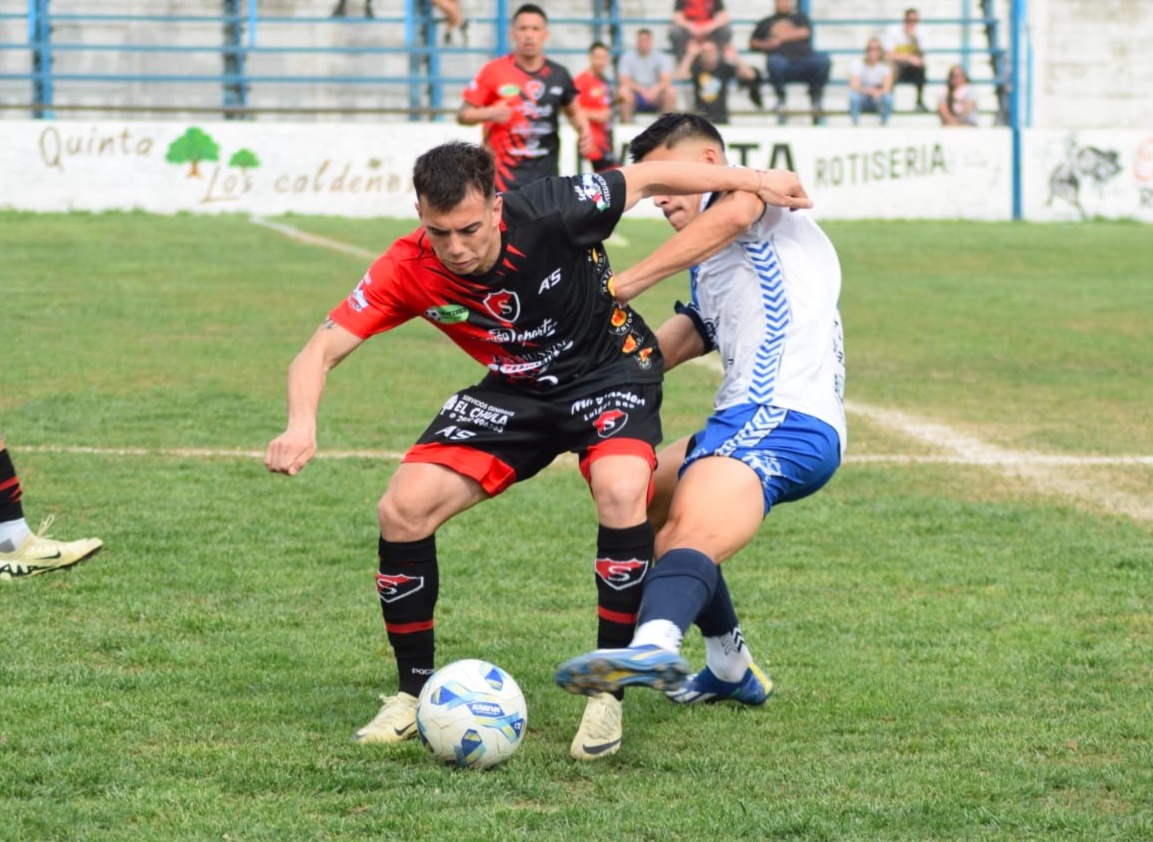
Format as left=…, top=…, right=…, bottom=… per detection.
left=750, top=0, right=832, bottom=125
left=883, top=7, right=929, bottom=112
left=331, top=0, right=373, bottom=17
left=432, top=0, right=469, bottom=44
left=669, top=0, right=733, bottom=63
left=618, top=28, right=678, bottom=122
left=848, top=38, right=894, bottom=126
left=676, top=40, right=759, bottom=126
left=938, top=64, right=978, bottom=127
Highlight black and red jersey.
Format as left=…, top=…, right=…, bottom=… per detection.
left=574, top=68, right=616, bottom=168
left=329, top=169, right=662, bottom=396
left=676, top=0, right=726, bottom=23
left=462, top=54, right=578, bottom=192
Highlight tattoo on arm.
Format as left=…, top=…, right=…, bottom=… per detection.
left=320, top=317, right=337, bottom=330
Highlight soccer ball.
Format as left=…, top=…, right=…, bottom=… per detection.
left=415, top=659, right=528, bottom=769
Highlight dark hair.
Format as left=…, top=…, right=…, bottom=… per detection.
left=514, top=3, right=547, bottom=23
left=627, top=112, right=726, bottom=163
left=412, top=142, right=495, bottom=210
left=637, top=27, right=652, bottom=37
left=589, top=40, right=609, bottom=53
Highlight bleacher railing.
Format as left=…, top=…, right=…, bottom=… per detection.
left=0, top=0, right=1011, bottom=124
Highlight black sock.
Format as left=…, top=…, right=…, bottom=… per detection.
left=593, top=522, right=653, bottom=650
left=0, top=449, right=24, bottom=522
left=377, top=534, right=438, bottom=696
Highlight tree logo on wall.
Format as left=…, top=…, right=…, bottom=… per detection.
left=166, top=128, right=220, bottom=178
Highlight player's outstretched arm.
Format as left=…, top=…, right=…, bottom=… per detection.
left=611, top=190, right=765, bottom=303
left=654, top=312, right=708, bottom=372
left=266, top=318, right=363, bottom=476
left=619, top=161, right=811, bottom=212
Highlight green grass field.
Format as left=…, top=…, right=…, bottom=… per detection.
left=2, top=211, right=1151, bottom=841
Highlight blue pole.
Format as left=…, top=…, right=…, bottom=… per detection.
left=1010, top=0, right=1026, bottom=220
left=496, top=0, right=509, bottom=56
left=30, top=0, right=54, bottom=118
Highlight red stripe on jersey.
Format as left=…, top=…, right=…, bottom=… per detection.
left=385, top=619, right=435, bottom=634
left=598, top=606, right=638, bottom=624
left=404, top=442, right=517, bottom=496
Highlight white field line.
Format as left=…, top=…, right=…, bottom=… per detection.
left=17, top=443, right=1153, bottom=470
left=246, top=216, right=1153, bottom=522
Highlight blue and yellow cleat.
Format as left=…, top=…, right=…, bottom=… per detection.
left=664, top=663, right=774, bottom=706
left=555, top=644, right=690, bottom=696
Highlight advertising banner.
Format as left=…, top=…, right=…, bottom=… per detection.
left=0, top=118, right=1015, bottom=221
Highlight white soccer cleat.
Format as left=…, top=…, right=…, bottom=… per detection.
left=352, top=692, right=419, bottom=744
left=570, top=692, right=623, bottom=761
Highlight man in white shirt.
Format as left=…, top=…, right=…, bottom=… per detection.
left=618, top=28, right=678, bottom=122
left=556, top=113, right=845, bottom=731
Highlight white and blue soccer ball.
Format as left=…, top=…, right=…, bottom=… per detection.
left=415, top=659, right=528, bottom=769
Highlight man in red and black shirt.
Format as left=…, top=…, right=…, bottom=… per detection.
left=458, top=3, right=593, bottom=192
left=266, top=140, right=811, bottom=761
left=573, top=41, right=619, bottom=173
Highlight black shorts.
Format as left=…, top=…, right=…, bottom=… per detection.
left=405, top=381, right=663, bottom=495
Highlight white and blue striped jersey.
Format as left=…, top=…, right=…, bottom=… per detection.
left=686, top=194, right=846, bottom=456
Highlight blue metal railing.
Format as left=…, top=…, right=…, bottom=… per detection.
left=0, top=1, right=1014, bottom=122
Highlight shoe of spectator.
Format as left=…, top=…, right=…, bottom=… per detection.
left=915, top=101, right=929, bottom=113
left=745, top=69, right=765, bottom=109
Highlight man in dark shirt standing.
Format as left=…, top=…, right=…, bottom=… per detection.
left=750, top=0, right=832, bottom=124
left=266, top=141, right=812, bottom=762
left=458, top=4, right=592, bottom=191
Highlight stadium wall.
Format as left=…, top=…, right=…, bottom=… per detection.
left=1, top=119, right=1151, bottom=222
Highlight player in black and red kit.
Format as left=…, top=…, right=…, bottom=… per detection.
left=457, top=4, right=593, bottom=192
left=266, top=140, right=811, bottom=761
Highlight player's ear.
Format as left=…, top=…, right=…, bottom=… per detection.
left=491, top=195, right=503, bottom=220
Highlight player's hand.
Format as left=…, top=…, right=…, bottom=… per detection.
left=265, top=429, right=317, bottom=476
left=488, top=103, right=515, bottom=123
left=753, top=169, right=813, bottom=212
left=578, top=130, right=595, bottom=158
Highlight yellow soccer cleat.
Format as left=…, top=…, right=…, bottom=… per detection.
left=352, top=692, right=419, bottom=744
left=0, top=516, right=102, bottom=582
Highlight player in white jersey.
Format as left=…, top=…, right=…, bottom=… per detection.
left=556, top=113, right=845, bottom=711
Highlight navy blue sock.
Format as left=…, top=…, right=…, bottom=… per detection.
left=696, top=567, right=739, bottom=637
left=638, top=548, right=718, bottom=634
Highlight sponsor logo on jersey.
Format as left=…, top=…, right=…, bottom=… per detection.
left=636, top=346, right=655, bottom=369
left=574, top=172, right=611, bottom=210
left=594, top=558, right=649, bottom=590
left=483, top=289, right=521, bottom=323
left=376, top=573, right=424, bottom=603
left=592, top=408, right=628, bottom=437
left=538, top=267, right=562, bottom=292
left=488, top=317, right=557, bottom=344
left=425, top=303, right=469, bottom=324
left=525, top=80, right=545, bottom=101
left=348, top=274, right=371, bottom=312
left=498, top=83, right=521, bottom=97
left=609, top=306, right=630, bottom=334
